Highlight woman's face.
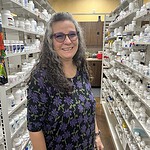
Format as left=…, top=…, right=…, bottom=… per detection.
left=52, top=20, right=78, bottom=62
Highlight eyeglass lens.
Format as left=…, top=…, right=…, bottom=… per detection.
left=53, top=31, right=78, bottom=43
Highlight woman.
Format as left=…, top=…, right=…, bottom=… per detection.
left=27, top=12, right=104, bottom=150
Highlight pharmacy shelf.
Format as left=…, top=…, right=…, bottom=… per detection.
left=103, top=70, right=150, bottom=137
left=134, top=42, right=150, bottom=45
left=103, top=61, right=111, bottom=69
left=2, top=25, right=44, bottom=36
left=123, top=28, right=143, bottom=35
left=2, top=0, right=47, bottom=22
left=0, top=89, right=12, bottom=150
left=0, top=0, right=47, bottom=149
left=105, top=36, right=117, bottom=42
left=102, top=93, right=114, bottom=114
left=104, top=46, right=112, bottom=49
left=26, top=50, right=41, bottom=54
left=115, top=60, right=150, bottom=82
left=117, top=106, right=145, bottom=150
left=108, top=68, right=150, bottom=110
left=5, top=50, right=41, bottom=58
left=0, top=72, right=30, bottom=91
left=111, top=61, right=150, bottom=109
left=134, top=11, right=150, bottom=22
left=21, top=138, right=30, bottom=150
left=113, top=94, right=145, bottom=149
left=110, top=0, right=129, bottom=16
left=11, top=120, right=27, bottom=139
left=0, top=136, right=4, bottom=145
left=8, top=98, right=27, bottom=117
left=122, top=45, right=147, bottom=50
left=103, top=78, right=145, bottom=150
left=102, top=1, right=148, bottom=150
left=113, top=69, right=150, bottom=109
left=111, top=76, right=150, bottom=137
left=110, top=10, right=136, bottom=28
left=5, top=52, right=26, bottom=57
left=3, top=79, right=26, bottom=91
left=114, top=125, right=124, bottom=147
left=102, top=101, right=124, bottom=150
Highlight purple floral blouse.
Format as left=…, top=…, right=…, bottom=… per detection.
left=27, top=68, right=96, bottom=150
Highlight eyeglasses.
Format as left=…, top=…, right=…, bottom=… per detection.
left=51, top=31, right=78, bottom=43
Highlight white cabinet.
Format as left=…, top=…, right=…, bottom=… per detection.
left=0, top=0, right=55, bottom=149
left=102, top=0, right=150, bottom=150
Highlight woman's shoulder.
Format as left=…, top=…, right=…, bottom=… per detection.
left=33, top=68, right=47, bottom=78
left=30, top=67, right=47, bottom=80
left=27, top=68, right=47, bottom=86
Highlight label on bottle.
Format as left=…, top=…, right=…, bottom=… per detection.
left=12, top=44, right=17, bottom=53
left=4, top=44, right=10, bottom=54
left=17, top=44, right=20, bottom=52
left=21, top=44, right=24, bottom=52
left=8, top=17, right=14, bottom=26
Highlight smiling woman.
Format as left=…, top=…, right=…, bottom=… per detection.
left=27, top=12, right=104, bottom=150
left=51, top=20, right=79, bottom=61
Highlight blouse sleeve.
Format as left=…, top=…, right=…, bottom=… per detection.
left=27, top=70, right=48, bottom=132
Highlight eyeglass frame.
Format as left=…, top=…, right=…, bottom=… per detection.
left=51, top=31, right=79, bottom=43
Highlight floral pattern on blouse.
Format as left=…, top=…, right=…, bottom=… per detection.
left=27, top=69, right=96, bottom=150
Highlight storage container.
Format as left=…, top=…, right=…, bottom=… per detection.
left=1, top=10, right=14, bottom=26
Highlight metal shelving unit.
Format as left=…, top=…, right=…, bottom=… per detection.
left=2, top=25, right=44, bottom=36
left=101, top=0, right=150, bottom=149
left=0, top=0, right=54, bottom=149
left=102, top=101, right=124, bottom=150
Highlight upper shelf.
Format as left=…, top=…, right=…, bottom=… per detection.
left=102, top=101, right=124, bottom=150
left=105, top=36, right=117, bottom=42
left=134, top=11, right=150, bottom=22
left=2, top=24, right=44, bottom=36
left=1, top=0, right=49, bottom=23
left=109, top=10, right=136, bottom=28
left=5, top=49, right=41, bottom=58
left=110, top=0, right=129, bottom=16
left=34, top=0, right=55, bottom=14
left=110, top=0, right=136, bottom=16
left=115, top=60, right=150, bottom=82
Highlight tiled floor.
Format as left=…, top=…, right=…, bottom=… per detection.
left=95, top=97, right=116, bottom=150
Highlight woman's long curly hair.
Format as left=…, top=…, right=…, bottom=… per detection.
left=29, top=12, right=90, bottom=93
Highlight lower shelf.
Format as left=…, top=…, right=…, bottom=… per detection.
left=102, top=101, right=124, bottom=150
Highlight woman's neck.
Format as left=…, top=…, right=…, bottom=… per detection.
left=62, top=61, right=77, bottom=78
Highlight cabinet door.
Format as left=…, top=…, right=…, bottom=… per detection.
left=88, top=61, right=102, bottom=87
left=79, top=22, right=103, bottom=48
